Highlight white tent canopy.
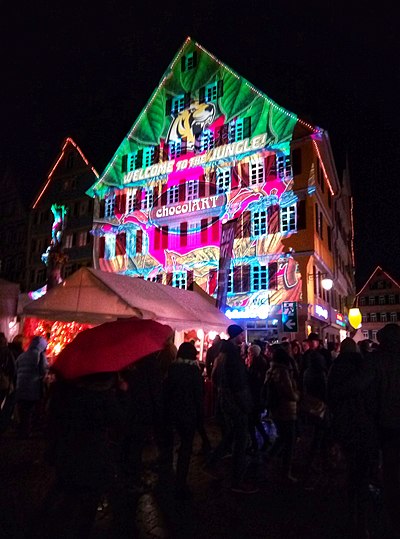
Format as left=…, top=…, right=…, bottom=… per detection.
left=23, top=267, right=231, bottom=333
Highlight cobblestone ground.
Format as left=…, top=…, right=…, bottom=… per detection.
left=0, top=418, right=392, bottom=539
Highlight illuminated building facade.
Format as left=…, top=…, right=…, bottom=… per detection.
left=87, top=37, right=355, bottom=341
left=353, top=266, right=400, bottom=343
left=25, top=138, right=99, bottom=293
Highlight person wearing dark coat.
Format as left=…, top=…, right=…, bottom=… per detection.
left=164, top=341, right=204, bottom=499
left=246, top=344, right=269, bottom=453
left=373, top=323, right=400, bottom=538
left=15, top=335, right=48, bottom=439
left=39, top=372, right=125, bottom=539
left=327, top=337, right=378, bottom=539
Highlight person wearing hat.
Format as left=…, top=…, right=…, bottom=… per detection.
left=204, top=324, right=258, bottom=494
left=373, top=323, right=400, bottom=537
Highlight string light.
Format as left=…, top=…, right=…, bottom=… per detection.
left=312, top=139, right=335, bottom=196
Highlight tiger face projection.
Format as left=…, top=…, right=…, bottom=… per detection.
left=166, top=101, right=216, bottom=152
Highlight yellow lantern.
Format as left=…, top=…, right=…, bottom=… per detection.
left=348, top=307, right=362, bottom=329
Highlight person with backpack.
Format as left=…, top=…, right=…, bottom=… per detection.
left=264, top=344, right=300, bottom=483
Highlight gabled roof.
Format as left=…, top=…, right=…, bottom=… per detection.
left=33, top=137, right=99, bottom=209
left=357, top=265, right=400, bottom=296
left=87, top=36, right=322, bottom=198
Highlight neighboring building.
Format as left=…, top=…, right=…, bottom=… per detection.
left=0, top=164, right=29, bottom=287
left=87, top=37, right=355, bottom=342
left=25, top=137, right=99, bottom=293
left=354, top=266, right=400, bottom=343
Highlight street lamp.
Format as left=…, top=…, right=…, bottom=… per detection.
left=308, top=273, right=334, bottom=291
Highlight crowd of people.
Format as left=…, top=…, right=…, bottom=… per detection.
left=0, top=323, right=399, bottom=538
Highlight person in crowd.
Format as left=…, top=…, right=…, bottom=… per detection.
left=291, top=340, right=304, bottom=371
left=163, top=341, right=205, bottom=499
left=246, top=344, right=270, bottom=454
left=8, top=333, right=24, bottom=361
left=14, top=335, right=48, bottom=439
left=205, top=335, right=222, bottom=379
left=39, top=372, right=125, bottom=538
left=205, top=324, right=258, bottom=494
left=328, top=341, right=341, bottom=360
left=302, top=339, right=310, bottom=354
left=280, top=340, right=300, bottom=386
left=302, top=333, right=332, bottom=380
left=327, top=337, right=377, bottom=539
left=358, top=339, right=373, bottom=359
left=264, top=345, right=300, bottom=483
left=372, top=323, right=400, bottom=538
left=302, top=348, right=330, bottom=481
left=0, top=332, right=17, bottom=433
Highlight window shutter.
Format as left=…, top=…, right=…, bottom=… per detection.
left=292, top=148, right=302, bottom=175
left=243, top=117, right=251, bottom=138
left=242, top=265, right=250, bottom=292
left=217, top=124, right=229, bottom=146
left=166, top=272, right=173, bottom=286
left=116, top=232, right=126, bottom=256
left=181, top=55, right=186, bottom=72
left=153, top=145, right=160, bottom=164
left=181, top=137, right=187, bottom=155
left=264, top=154, right=276, bottom=180
left=162, top=142, right=169, bottom=161
left=297, top=199, right=306, bottom=230
left=136, top=229, right=143, bottom=254
left=209, top=170, right=216, bottom=195
left=201, top=218, right=208, bottom=243
left=199, top=179, right=205, bottom=197
left=135, top=188, right=142, bottom=209
left=162, top=226, right=169, bottom=249
left=217, top=80, right=224, bottom=98
left=154, top=228, right=161, bottom=250
left=180, top=222, right=188, bottom=247
left=99, top=236, right=105, bottom=258
left=267, top=205, right=280, bottom=234
left=184, top=92, right=191, bottom=109
left=121, top=154, right=128, bottom=173
left=233, top=266, right=241, bottom=293
left=211, top=217, right=219, bottom=242
left=241, top=163, right=249, bottom=187
left=153, top=185, right=159, bottom=206
left=208, top=268, right=218, bottom=295
left=156, top=274, right=163, bottom=283
left=187, top=270, right=194, bottom=290
left=136, top=150, right=143, bottom=169
left=179, top=180, right=186, bottom=202
left=242, top=211, right=252, bottom=238
left=268, top=262, right=278, bottom=290
left=161, top=185, right=168, bottom=205
left=231, top=165, right=240, bottom=189
left=166, top=98, right=172, bottom=115
left=199, top=87, right=205, bottom=104
left=99, top=199, right=105, bottom=218
left=192, top=51, right=198, bottom=68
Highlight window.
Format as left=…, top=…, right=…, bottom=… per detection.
left=186, top=180, right=199, bottom=201
left=252, top=210, right=267, bottom=237
left=380, top=312, right=387, bottom=322
left=126, top=152, right=142, bottom=172
left=104, top=234, right=116, bottom=259
left=280, top=205, right=296, bottom=233
left=204, top=82, right=218, bottom=102
left=229, top=118, right=251, bottom=142
left=127, top=189, right=138, bottom=213
left=216, top=168, right=231, bottom=194
left=143, top=147, right=155, bottom=168
left=359, top=297, right=366, bottom=306
left=362, top=314, right=368, bottom=323
left=390, top=312, right=397, bottom=322
left=187, top=222, right=199, bottom=247
left=252, top=265, right=268, bottom=291
left=105, top=194, right=116, bottom=217
left=64, top=234, right=73, bottom=248
left=173, top=271, right=187, bottom=289
left=277, top=155, right=291, bottom=179
left=227, top=268, right=233, bottom=294
left=171, top=95, right=185, bottom=115
left=168, top=185, right=179, bottom=205
left=372, top=330, right=378, bottom=341
left=126, top=229, right=144, bottom=256
left=389, top=294, right=395, bottom=304
left=370, top=313, right=377, bottom=322
left=141, top=189, right=153, bottom=211
left=369, top=296, right=375, bottom=305
left=362, top=330, right=369, bottom=339
left=181, top=51, right=197, bottom=72
left=169, top=140, right=184, bottom=159
left=77, top=231, right=88, bottom=247
left=379, top=295, right=385, bottom=305
left=199, top=130, right=215, bottom=152
left=249, top=158, right=264, bottom=185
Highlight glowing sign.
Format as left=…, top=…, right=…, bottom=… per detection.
left=123, top=133, right=268, bottom=184
left=152, top=194, right=225, bottom=219
left=334, top=312, right=346, bottom=328
left=226, top=291, right=271, bottom=319
left=314, top=304, right=329, bottom=320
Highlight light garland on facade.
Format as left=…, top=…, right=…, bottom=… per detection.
left=312, top=139, right=335, bottom=196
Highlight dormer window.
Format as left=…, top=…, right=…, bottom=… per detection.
left=181, top=51, right=197, bottom=72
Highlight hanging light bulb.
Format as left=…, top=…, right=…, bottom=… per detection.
left=348, top=307, right=362, bottom=329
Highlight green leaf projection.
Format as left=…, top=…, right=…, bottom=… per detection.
left=87, top=37, right=299, bottom=197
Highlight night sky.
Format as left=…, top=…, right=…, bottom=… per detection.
left=2, top=2, right=399, bottom=289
